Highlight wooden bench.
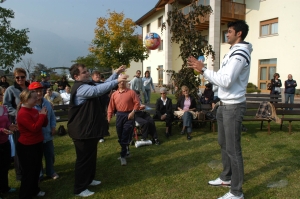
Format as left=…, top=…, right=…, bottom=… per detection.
left=193, top=94, right=283, bottom=134
left=273, top=103, right=300, bottom=134
left=53, top=105, right=69, bottom=122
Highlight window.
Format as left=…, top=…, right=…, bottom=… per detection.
left=158, top=40, right=163, bottom=51
left=222, top=30, right=228, bottom=43
left=202, top=35, right=208, bottom=45
left=260, top=18, right=278, bottom=36
left=158, top=65, right=163, bottom=86
left=158, top=16, right=163, bottom=27
left=258, top=58, right=277, bottom=90
left=146, top=24, right=150, bottom=33
left=146, top=67, right=151, bottom=73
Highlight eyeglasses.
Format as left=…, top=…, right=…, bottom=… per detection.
left=15, top=76, right=26, bottom=80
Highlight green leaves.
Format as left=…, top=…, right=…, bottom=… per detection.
left=0, top=7, right=32, bottom=72
left=90, top=11, right=148, bottom=69
left=161, top=0, right=214, bottom=100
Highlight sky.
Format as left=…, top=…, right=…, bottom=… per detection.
left=2, top=0, right=157, bottom=41
left=1, top=0, right=158, bottom=70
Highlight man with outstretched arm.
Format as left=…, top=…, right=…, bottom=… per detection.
left=68, top=64, right=127, bottom=197
left=188, top=20, right=252, bottom=199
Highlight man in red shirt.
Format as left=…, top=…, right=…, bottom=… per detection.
left=107, top=79, right=140, bottom=166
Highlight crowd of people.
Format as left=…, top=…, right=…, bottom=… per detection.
left=0, top=19, right=298, bottom=199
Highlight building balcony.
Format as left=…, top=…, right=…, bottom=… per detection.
left=180, top=0, right=246, bottom=31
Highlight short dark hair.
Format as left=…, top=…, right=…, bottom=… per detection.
left=92, top=71, right=100, bottom=76
left=227, top=20, right=249, bottom=40
left=273, top=73, right=280, bottom=78
left=144, top=70, right=150, bottom=76
left=0, top=75, right=7, bottom=81
left=69, top=63, right=86, bottom=80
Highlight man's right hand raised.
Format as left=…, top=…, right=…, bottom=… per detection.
left=117, top=74, right=128, bottom=83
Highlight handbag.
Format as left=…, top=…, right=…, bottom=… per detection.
left=57, top=125, right=67, bottom=136
left=267, top=83, right=272, bottom=90
left=197, top=111, right=205, bottom=121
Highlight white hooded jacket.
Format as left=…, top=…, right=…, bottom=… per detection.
left=203, top=42, right=253, bottom=104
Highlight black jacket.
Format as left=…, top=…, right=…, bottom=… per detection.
left=284, top=79, right=297, bottom=94
left=155, top=97, right=173, bottom=118
left=176, top=96, right=196, bottom=110
left=68, top=81, right=106, bottom=139
left=270, top=79, right=282, bottom=94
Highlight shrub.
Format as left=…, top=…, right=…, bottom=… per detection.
left=246, top=82, right=261, bottom=93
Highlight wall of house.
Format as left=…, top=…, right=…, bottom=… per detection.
left=141, top=10, right=165, bottom=84
left=245, top=0, right=300, bottom=91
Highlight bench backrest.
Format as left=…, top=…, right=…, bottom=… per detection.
left=245, top=93, right=282, bottom=103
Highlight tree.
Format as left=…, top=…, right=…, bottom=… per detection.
left=161, top=0, right=214, bottom=100
left=73, top=54, right=112, bottom=75
left=89, top=11, right=148, bottom=69
left=20, top=58, right=35, bottom=76
left=32, top=63, right=53, bottom=80
left=0, top=7, right=32, bottom=72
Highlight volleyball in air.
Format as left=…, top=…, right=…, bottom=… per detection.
left=193, top=56, right=205, bottom=75
left=144, top=32, right=161, bottom=50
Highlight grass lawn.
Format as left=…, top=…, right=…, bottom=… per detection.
left=3, top=93, right=300, bottom=199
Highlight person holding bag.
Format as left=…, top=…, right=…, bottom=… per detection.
left=270, top=73, right=282, bottom=103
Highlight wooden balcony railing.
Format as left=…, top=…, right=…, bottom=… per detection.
left=221, top=1, right=245, bottom=21
left=180, top=0, right=245, bottom=31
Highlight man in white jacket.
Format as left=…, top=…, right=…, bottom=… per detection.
left=188, top=20, right=252, bottom=199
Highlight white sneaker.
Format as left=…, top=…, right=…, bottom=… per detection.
left=75, top=189, right=94, bottom=197
left=99, top=139, right=104, bottom=143
left=208, top=177, right=231, bottom=186
left=218, top=192, right=244, bottom=199
left=120, top=157, right=127, bottom=166
left=37, top=191, right=45, bottom=197
left=90, top=180, right=101, bottom=186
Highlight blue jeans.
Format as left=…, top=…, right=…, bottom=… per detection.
left=43, top=140, right=56, bottom=177
left=285, top=93, right=295, bottom=110
left=143, top=89, right=151, bottom=104
left=182, top=112, right=193, bottom=133
left=216, top=102, right=246, bottom=196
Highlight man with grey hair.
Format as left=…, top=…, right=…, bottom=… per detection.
left=284, top=74, right=297, bottom=110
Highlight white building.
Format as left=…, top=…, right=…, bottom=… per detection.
left=136, top=0, right=300, bottom=92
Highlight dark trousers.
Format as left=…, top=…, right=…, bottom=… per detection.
left=17, top=141, right=43, bottom=199
left=13, top=131, right=22, bottom=181
left=135, top=111, right=158, bottom=140
left=116, top=112, right=134, bottom=158
left=0, top=140, right=11, bottom=193
left=42, top=140, right=55, bottom=177
left=155, top=113, right=173, bottom=133
left=73, top=138, right=99, bottom=194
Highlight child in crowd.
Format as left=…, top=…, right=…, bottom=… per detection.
left=16, top=90, right=48, bottom=198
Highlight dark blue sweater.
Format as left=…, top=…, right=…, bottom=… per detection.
left=284, top=79, right=297, bottom=94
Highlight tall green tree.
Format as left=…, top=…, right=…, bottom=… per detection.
left=73, top=54, right=112, bottom=75
left=162, top=0, right=214, bottom=100
left=89, top=11, right=148, bottom=69
left=0, top=7, right=32, bottom=72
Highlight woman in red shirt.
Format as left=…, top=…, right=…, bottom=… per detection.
left=16, top=90, right=48, bottom=199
